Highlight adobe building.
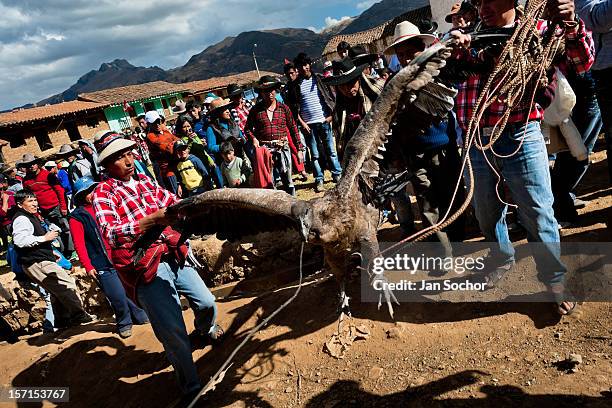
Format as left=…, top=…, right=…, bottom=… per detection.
left=182, top=70, right=278, bottom=101
left=0, top=101, right=108, bottom=164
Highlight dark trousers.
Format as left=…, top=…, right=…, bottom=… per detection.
left=551, top=72, right=603, bottom=222
left=592, top=68, right=612, bottom=184
left=0, top=225, right=9, bottom=251
left=407, top=143, right=466, bottom=256
left=97, top=269, right=148, bottom=331
left=40, top=206, right=73, bottom=255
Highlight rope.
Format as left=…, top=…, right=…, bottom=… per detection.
left=186, top=242, right=305, bottom=408
left=373, top=0, right=565, bottom=261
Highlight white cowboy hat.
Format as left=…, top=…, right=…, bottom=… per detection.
left=384, top=21, right=437, bottom=55
left=144, top=110, right=162, bottom=124
left=97, top=137, right=136, bottom=165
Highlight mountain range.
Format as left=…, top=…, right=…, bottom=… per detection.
left=37, top=0, right=427, bottom=106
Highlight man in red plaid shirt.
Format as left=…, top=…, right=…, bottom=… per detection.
left=245, top=75, right=304, bottom=195
left=92, top=134, right=222, bottom=400
left=451, top=0, right=594, bottom=316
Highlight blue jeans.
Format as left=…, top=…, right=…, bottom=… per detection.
left=36, top=286, right=55, bottom=332
left=97, top=269, right=148, bottom=331
left=470, top=121, right=566, bottom=285
left=137, top=259, right=217, bottom=395
left=305, top=122, right=342, bottom=182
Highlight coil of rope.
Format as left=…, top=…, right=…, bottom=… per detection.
left=377, top=0, right=567, bottom=259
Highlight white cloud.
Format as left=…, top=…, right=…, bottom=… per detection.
left=0, top=0, right=355, bottom=109
left=356, top=0, right=378, bottom=10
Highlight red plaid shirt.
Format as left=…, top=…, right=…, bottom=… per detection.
left=93, top=174, right=178, bottom=248
left=455, top=19, right=595, bottom=131
left=231, top=102, right=251, bottom=132
left=244, top=102, right=303, bottom=155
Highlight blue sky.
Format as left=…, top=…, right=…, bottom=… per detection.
left=0, top=0, right=380, bottom=110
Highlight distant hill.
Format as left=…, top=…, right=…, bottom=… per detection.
left=340, top=0, right=430, bottom=34
left=35, top=0, right=420, bottom=106
left=38, top=59, right=168, bottom=105
left=168, top=28, right=329, bottom=82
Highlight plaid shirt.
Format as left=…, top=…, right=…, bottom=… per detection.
left=93, top=174, right=178, bottom=248
left=455, top=19, right=595, bottom=131
left=244, top=102, right=303, bottom=154
left=231, top=100, right=252, bottom=131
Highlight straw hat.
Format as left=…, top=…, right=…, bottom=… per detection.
left=56, top=144, right=79, bottom=157
left=97, top=136, right=136, bottom=165
left=208, top=98, right=233, bottom=115
left=172, top=100, right=187, bottom=114
left=21, top=153, right=41, bottom=166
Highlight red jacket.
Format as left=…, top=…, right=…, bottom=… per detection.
left=23, top=169, right=67, bottom=211
left=69, top=204, right=112, bottom=272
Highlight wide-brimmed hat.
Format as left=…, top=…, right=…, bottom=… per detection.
left=226, top=83, right=244, bottom=98
left=255, top=75, right=282, bottom=91
left=20, top=153, right=41, bottom=166
left=208, top=97, right=233, bottom=115
left=384, top=21, right=437, bottom=55
left=445, top=1, right=477, bottom=23
left=172, top=100, right=187, bottom=114
left=144, top=110, right=162, bottom=124
left=418, top=19, right=439, bottom=35
left=73, top=176, right=98, bottom=202
left=349, top=45, right=378, bottom=66
left=93, top=130, right=114, bottom=144
left=43, top=160, right=57, bottom=169
left=97, top=135, right=136, bottom=165
left=322, top=57, right=367, bottom=87
left=56, top=144, right=79, bottom=157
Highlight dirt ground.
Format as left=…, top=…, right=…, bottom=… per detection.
left=0, top=145, right=610, bottom=407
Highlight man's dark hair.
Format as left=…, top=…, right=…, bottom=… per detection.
left=283, top=62, right=296, bottom=75
left=136, top=114, right=146, bottom=121
left=185, top=101, right=200, bottom=112
left=293, top=52, right=311, bottom=68
left=376, top=67, right=390, bottom=77
left=337, top=41, right=350, bottom=53
left=220, top=141, right=234, bottom=154
left=15, top=189, right=36, bottom=205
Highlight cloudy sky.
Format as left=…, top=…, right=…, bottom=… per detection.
left=0, top=0, right=379, bottom=110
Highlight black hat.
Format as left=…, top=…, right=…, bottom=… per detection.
left=322, top=57, right=367, bottom=87
left=255, top=75, right=282, bottom=91
left=348, top=45, right=378, bottom=66
left=417, top=19, right=439, bottom=35
left=226, top=83, right=243, bottom=98
left=337, top=41, right=351, bottom=52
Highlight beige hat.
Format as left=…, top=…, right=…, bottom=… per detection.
left=43, top=160, right=57, bottom=168
left=173, top=100, right=187, bottom=114
left=21, top=153, right=41, bottom=165
left=97, top=136, right=136, bottom=165
left=93, top=129, right=114, bottom=143
left=56, top=144, right=79, bottom=156
left=384, top=21, right=437, bottom=55
left=209, top=97, right=233, bottom=115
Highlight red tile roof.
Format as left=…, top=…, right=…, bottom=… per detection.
left=78, top=81, right=187, bottom=104
left=322, top=6, right=432, bottom=56
left=182, top=70, right=279, bottom=94
left=0, top=101, right=105, bottom=128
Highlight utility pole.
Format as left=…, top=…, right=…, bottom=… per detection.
left=253, top=43, right=261, bottom=78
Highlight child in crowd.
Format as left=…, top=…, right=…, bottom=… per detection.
left=220, top=141, right=252, bottom=188
left=174, top=140, right=211, bottom=197
left=69, top=177, right=148, bottom=338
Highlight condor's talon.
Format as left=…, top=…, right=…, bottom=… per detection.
left=372, top=275, right=400, bottom=319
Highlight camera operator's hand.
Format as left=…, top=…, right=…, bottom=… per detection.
left=548, top=0, right=576, bottom=23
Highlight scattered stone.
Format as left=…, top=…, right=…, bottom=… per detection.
left=524, top=353, right=537, bottom=363
left=554, top=332, right=563, bottom=339
left=485, top=350, right=492, bottom=358
left=368, top=366, right=384, bottom=380
left=284, top=386, right=293, bottom=393
left=492, top=378, right=499, bottom=383
left=569, top=354, right=583, bottom=364
left=386, top=326, right=403, bottom=339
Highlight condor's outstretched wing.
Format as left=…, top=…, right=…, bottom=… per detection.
left=167, top=188, right=306, bottom=241
left=335, top=42, right=456, bottom=201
